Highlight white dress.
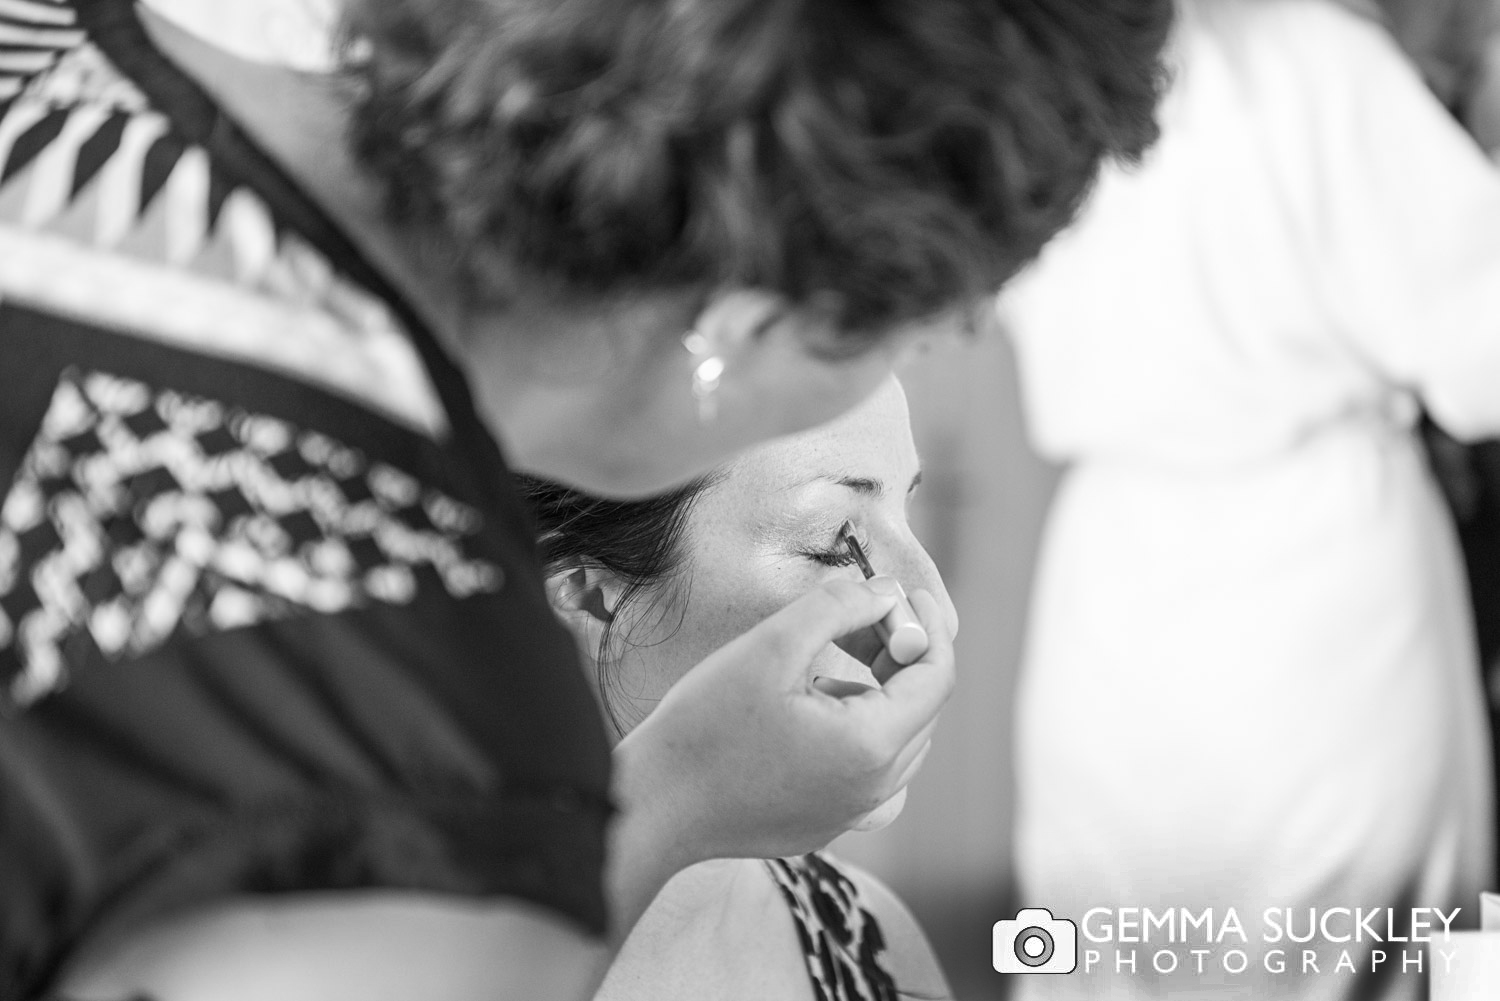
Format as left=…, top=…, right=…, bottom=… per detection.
left=1001, top=2, right=1498, bottom=998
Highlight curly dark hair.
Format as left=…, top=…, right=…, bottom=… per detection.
left=342, top=0, right=1173, bottom=344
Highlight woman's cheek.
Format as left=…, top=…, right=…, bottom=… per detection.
left=689, top=559, right=867, bottom=671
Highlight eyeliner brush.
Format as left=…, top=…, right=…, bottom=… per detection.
left=838, top=521, right=929, bottom=667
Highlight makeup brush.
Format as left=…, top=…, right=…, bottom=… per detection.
left=838, top=521, right=929, bottom=667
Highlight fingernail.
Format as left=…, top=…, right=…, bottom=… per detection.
left=865, top=576, right=902, bottom=596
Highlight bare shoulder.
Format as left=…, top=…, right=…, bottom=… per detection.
left=826, top=856, right=954, bottom=1001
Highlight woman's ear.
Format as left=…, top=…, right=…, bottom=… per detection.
left=544, top=564, right=626, bottom=658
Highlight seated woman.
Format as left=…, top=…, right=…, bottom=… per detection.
left=523, top=377, right=957, bottom=1001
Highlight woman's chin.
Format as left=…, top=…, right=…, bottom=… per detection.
left=848, top=787, right=907, bottom=833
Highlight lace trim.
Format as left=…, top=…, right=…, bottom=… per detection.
left=0, top=367, right=500, bottom=707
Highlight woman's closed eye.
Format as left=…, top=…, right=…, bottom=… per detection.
left=797, top=527, right=870, bottom=569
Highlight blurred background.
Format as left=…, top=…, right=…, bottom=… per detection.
left=828, top=3, right=1500, bottom=996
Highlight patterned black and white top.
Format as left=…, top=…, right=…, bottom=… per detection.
left=0, top=3, right=611, bottom=998
left=768, top=855, right=901, bottom=1001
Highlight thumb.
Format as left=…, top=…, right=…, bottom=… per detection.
left=842, top=589, right=956, bottom=745
left=745, top=578, right=901, bottom=683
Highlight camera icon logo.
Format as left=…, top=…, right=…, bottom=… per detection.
left=993, top=908, right=1078, bottom=974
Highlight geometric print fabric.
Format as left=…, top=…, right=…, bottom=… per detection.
left=0, top=3, right=447, bottom=440
left=0, top=1, right=89, bottom=105
left=0, top=368, right=502, bottom=708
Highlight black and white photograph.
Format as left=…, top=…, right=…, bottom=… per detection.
left=2, top=1, right=1499, bottom=999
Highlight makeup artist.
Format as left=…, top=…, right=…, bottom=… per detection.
left=0, top=1, right=1171, bottom=999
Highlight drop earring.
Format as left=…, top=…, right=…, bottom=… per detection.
left=682, top=329, right=725, bottom=423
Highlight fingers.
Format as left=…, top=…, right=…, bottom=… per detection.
left=811, top=676, right=878, bottom=698
left=907, top=588, right=952, bottom=656
left=851, top=589, right=957, bottom=744
left=868, top=644, right=900, bottom=687
left=849, top=786, right=909, bottom=833
left=751, top=578, right=900, bottom=681
left=872, top=663, right=952, bottom=739
left=891, top=739, right=933, bottom=793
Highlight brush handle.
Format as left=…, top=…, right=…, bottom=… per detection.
left=873, top=584, right=929, bottom=666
